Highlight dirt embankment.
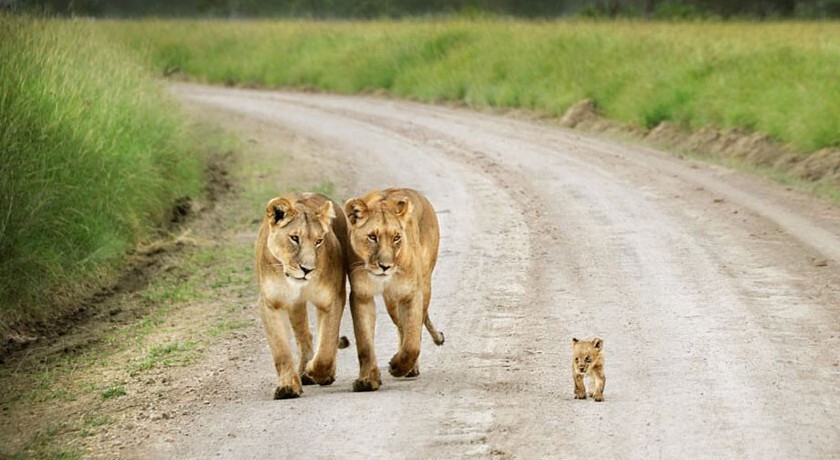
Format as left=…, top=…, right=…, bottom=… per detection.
left=560, top=99, right=840, bottom=191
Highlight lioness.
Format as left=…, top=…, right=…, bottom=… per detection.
left=255, top=193, right=349, bottom=399
left=344, top=188, right=445, bottom=392
left=572, top=337, right=605, bottom=402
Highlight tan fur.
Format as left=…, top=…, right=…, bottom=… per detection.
left=344, top=188, right=444, bottom=392
left=572, top=337, right=606, bottom=402
left=255, top=193, right=349, bottom=399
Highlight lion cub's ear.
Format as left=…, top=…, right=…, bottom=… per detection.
left=316, top=200, right=336, bottom=227
left=344, top=198, right=368, bottom=226
left=572, top=337, right=579, bottom=345
left=265, top=197, right=296, bottom=227
left=592, top=337, right=603, bottom=350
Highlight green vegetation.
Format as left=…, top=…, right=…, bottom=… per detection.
left=0, top=16, right=205, bottom=335
left=108, top=19, right=840, bottom=154
left=15, top=423, right=82, bottom=460
left=129, top=340, right=199, bottom=374
left=16, top=0, right=840, bottom=19
left=100, top=385, right=126, bottom=399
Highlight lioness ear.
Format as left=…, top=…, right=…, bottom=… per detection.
left=592, top=337, right=603, bottom=350
left=265, top=197, right=295, bottom=227
left=572, top=337, right=579, bottom=344
left=394, top=198, right=411, bottom=218
left=317, top=200, right=336, bottom=227
left=344, top=198, right=368, bottom=226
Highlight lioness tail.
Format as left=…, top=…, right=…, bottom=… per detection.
left=424, top=316, right=445, bottom=346
left=338, top=336, right=350, bottom=349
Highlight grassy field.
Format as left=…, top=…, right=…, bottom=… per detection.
left=0, top=16, right=205, bottom=336
left=105, top=19, right=840, bottom=154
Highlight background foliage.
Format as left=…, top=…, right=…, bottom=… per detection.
left=10, top=0, right=840, bottom=19
left=0, top=16, right=203, bottom=333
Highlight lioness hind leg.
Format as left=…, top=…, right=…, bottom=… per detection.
left=305, top=298, right=344, bottom=386
left=259, top=300, right=302, bottom=399
left=288, top=303, right=315, bottom=386
left=388, top=293, right=423, bottom=378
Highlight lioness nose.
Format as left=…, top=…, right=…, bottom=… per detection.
left=300, top=266, right=314, bottom=276
left=378, top=263, right=391, bottom=272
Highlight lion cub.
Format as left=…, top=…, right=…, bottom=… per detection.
left=572, top=337, right=605, bottom=402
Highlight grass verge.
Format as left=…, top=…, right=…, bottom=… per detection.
left=103, top=19, right=840, bottom=156
left=0, top=16, right=205, bottom=339
left=0, top=100, right=351, bottom=457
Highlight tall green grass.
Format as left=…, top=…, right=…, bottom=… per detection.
left=0, top=16, right=204, bottom=334
left=108, top=19, right=840, bottom=153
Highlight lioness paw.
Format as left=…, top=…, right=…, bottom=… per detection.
left=594, top=395, right=604, bottom=402
left=304, top=360, right=336, bottom=385
left=352, top=377, right=381, bottom=392
left=302, top=370, right=335, bottom=386
left=405, top=366, right=420, bottom=378
left=388, top=351, right=419, bottom=378
left=274, top=385, right=301, bottom=400
left=575, top=393, right=587, bottom=400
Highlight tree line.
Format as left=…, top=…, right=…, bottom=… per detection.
left=8, top=0, right=840, bottom=19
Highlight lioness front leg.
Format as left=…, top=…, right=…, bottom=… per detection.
left=350, top=291, right=381, bottom=392
left=305, top=298, right=344, bottom=386
left=288, top=302, right=315, bottom=385
left=388, top=293, right=423, bottom=378
left=573, top=372, right=586, bottom=400
left=259, top=300, right=302, bottom=399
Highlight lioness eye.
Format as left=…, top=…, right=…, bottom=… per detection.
left=394, top=234, right=401, bottom=243
left=368, top=233, right=377, bottom=242
left=315, top=238, right=324, bottom=246
left=290, top=235, right=299, bottom=244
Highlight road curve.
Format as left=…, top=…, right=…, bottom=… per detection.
left=153, top=84, right=840, bottom=458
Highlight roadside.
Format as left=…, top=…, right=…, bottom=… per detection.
left=0, top=101, right=348, bottom=458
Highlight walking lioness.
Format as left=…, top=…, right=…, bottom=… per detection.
left=255, top=193, right=349, bottom=399
left=344, top=188, right=445, bottom=392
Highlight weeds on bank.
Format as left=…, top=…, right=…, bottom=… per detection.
left=0, top=16, right=205, bottom=334
left=105, top=19, right=840, bottom=154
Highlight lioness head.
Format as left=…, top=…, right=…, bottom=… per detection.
left=572, top=337, right=603, bottom=375
left=344, top=194, right=413, bottom=278
left=264, top=196, right=336, bottom=283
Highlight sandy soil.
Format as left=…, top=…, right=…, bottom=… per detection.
left=129, top=84, right=840, bottom=458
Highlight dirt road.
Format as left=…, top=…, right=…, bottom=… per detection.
left=148, top=84, right=840, bottom=458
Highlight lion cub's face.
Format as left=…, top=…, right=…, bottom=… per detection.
left=264, top=197, right=335, bottom=283
left=572, top=337, right=603, bottom=375
left=344, top=196, right=410, bottom=278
